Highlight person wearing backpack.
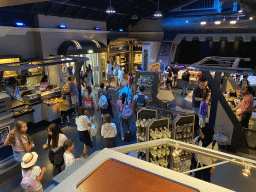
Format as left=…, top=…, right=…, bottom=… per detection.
left=119, top=81, right=133, bottom=102
left=20, top=152, right=46, bottom=192
left=239, top=75, right=250, bottom=91
left=164, top=67, right=173, bottom=90
left=133, top=85, right=149, bottom=113
left=117, top=93, right=132, bottom=140
left=100, top=85, right=116, bottom=119
left=113, top=62, right=120, bottom=91
left=181, top=67, right=191, bottom=95
left=192, top=127, right=218, bottom=183
left=84, top=86, right=97, bottom=118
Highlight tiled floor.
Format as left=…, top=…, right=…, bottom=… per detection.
left=1, top=85, right=256, bottom=192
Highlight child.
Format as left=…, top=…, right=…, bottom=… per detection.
left=59, top=95, right=70, bottom=124
left=20, top=152, right=46, bottom=192
left=127, top=72, right=134, bottom=88
left=101, top=114, right=117, bottom=148
left=199, top=93, right=209, bottom=128
left=63, top=139, right=79, bottom=168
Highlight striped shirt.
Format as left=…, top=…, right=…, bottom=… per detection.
left=6, top=131, right=28, bottom=152
left=67, top=81, right=79, bottom=96
left=237, top=94, right=254, bottom=114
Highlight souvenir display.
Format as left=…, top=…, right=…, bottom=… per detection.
left=171, top=115, right=195, bottom=174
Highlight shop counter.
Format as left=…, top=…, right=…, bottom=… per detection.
left=42, top=99, right=61, bottom=122
left=11, top=100, right=34, bottom=124
left=47, top=149, right=234, bottom=192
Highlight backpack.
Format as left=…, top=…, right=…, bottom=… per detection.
left=136, top=94, right=146, bottom=108
left=182, top=71, right=188, bottom=81
left=122, top=101, right=133, bottom=119
left=113, top=67, right=119, bottom=76
left=20, top=171, right=42, bottom=192
left=98, top=94, right=108, bottom=109
left=84, top=96, right=94, bottom=108
left=195, top=138, right=217, bottom=149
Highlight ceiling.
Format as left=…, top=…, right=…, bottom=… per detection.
left=0, top=0, right=192, bottom=29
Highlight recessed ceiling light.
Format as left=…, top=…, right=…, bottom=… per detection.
left=230, top=20, right=236, bottom=24
left=215, top=21, right=221, bottom=25
left=249, top=17, right=253, bottom=20
left=200, top=21, right=207, bottom=25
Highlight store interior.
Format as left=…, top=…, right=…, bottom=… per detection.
left=1, top=0, right=256, bottom=191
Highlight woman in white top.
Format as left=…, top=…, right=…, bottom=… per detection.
left=75, top=108, right=93, bottom=158
left=101, top=114, right=117, bottom=148
left=192, top=127, right=218, bottom=182
left=118, top=67, right=124, bottom=88
left=43, top=123, right=67, bottom=176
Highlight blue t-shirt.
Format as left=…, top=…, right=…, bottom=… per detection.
left=119, top=87, right=132, bottom=101
left=200, top=100, right=208, bottom=116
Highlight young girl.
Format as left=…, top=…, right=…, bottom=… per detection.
left=59, top=94, right=70, bottom=124
left=4, top=121, right=33, bottom=163
left=63, top=139, right=79, bottom=168
left=20, top=152, right=46, bottom=192
left=101, top=114, right=117, bottom=148
left=117, top=93, right=131, bottom=141
left=75, top=108, right=93, bottom=158
left=127, top=72, right=134, bottom=88
left=84, top=86, right=97, bottom=119
left=43, top=123, right=67, bottom=176
left=199, top=93, right=209, bottom=128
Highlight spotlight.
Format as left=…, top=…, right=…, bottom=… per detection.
left=249, top=17, right=253, bottom=20
left=215, top=21, right=221, bottom=25
left=230, top=20, right=236, bottom=24
left=200, top=21, right=207, bottom=25
left=153, top=11, right=163, bottom=18
left=186, top=20, right=189, bottom=23
left=16, top=22, right=25, bottom=27
left=238, top=9, right=243, bottom=13
left=242, top=163, right=252, bottom=177
left=59, top=24, right=67, bottom=29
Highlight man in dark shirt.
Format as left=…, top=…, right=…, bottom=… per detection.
left=192, top=80, right=207, bottom=135
left=181, top=67, right=191, bottom=95
left=172, top=63, right=180, bottom=89
left=101, top=85, right=116, bottom=119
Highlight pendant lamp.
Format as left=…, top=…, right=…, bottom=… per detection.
left=106, top=0, right=116, bottom=14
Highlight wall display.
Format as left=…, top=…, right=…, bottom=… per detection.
left=136, top=109, right=157, bottom=161
left=135, top=71, right=160, bottom=104
left=172, top=115, right=195, bottom=174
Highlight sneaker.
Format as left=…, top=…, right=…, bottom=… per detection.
left=68, top=121, right=71, bottom=124
left=121, top=137, right=125, bottom=141
left=61, top=121, right=63, bottom=124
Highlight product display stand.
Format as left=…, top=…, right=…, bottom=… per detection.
left=135, top=70, right=160, bottom=104
left=136, top=108, right=157, bottom=161
left=171, top=115, right=195, bottom=174
left=147, top=118, right=172, bottom=168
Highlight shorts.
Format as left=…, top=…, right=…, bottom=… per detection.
left=61, top=111, right=68, bottom=117
left=71, top=95, right=78, bottom=104
left=173, top=75, right=178, bottom=82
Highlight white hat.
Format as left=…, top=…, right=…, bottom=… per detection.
left=21, top=152, right=38, bottom=169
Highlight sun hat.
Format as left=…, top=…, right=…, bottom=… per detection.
left=21, top=152, right=38, bottom=169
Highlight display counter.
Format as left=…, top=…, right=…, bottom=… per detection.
left=11, top=100, right=34, bottom=124
left=42, top=98, right=61, bottom=122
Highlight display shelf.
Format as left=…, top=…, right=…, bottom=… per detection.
left=136, top=109, right=157, bottom=161
left=171, top=115, right=195, bottom=174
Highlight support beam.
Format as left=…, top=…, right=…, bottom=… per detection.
left=0, top=0, right=48, bottom=8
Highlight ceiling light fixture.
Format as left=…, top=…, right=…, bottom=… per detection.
left=106, top=0, right=115, bottom=14
left=186, top=20, right=189, bottom=23
left=230, top=20, right=236, bottom=24
left=153, top=0, right=162, bottom=18
left=215, top=21, right=221, bottom=25
left=131, top=15, right=138, bottom=20
left=200, top=21, right=207, bottom=25
left=242, top=163, right=252, bottom=177
left=249, top=17, right=253, bottom=20
left=238, top=9, right=243, bottom=13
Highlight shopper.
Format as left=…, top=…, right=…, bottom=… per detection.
left=127, top=72, right=134, bottom=88
left=101, top=114, right=117, bottom=148
left=235, top=74, right=241, bottom=84
left=84, top=85, right=97, bottom=117
left=118, top=67, right=125, bottom=89
left=106, top=62, right=112, bottom=86
left=164, top=67, right=173, bottom=90
left=63, top=139, right=79, bottom=168
left=63, top=76, right=79, bottom=115
left=43, top=123, right=67, bottom=176
left=4, top=121, right=33, bottom=163
left=101, top=85, right=116, bottom=119
left=87, top=64, right=94, bottom=87
left=133, top=85, right=149, bottom=113
left=192, top=127, right=218, bottom=183
left=39, top=75, right=49, bottom=90
left=59, top=94, right=70, bottom=124
left=117, top=93, right=131, bottom=140
left=172, top=63, right=180, bottom=89
left=75, top=108, right=93, bottom=158
left=113, top=62, right=120, bottom=90
left=6, top=77, right=20, bottom=100
left=239, top=75, right=250, bottom=91
left=181, top=67, right=191, bottom=95
left=67, top=63, right=73, bottom=77
left=199, top=93, right=209, bottom=128
left=233, top=86, right=254, bottom=128
left=119, top=81, right=133, bottom=102
left=192, top=80, right=207, bottom=135
left=20, top=152, right=46, bottom=192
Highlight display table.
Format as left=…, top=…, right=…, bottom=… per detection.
left=42, top=101, right=61, bottom=122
